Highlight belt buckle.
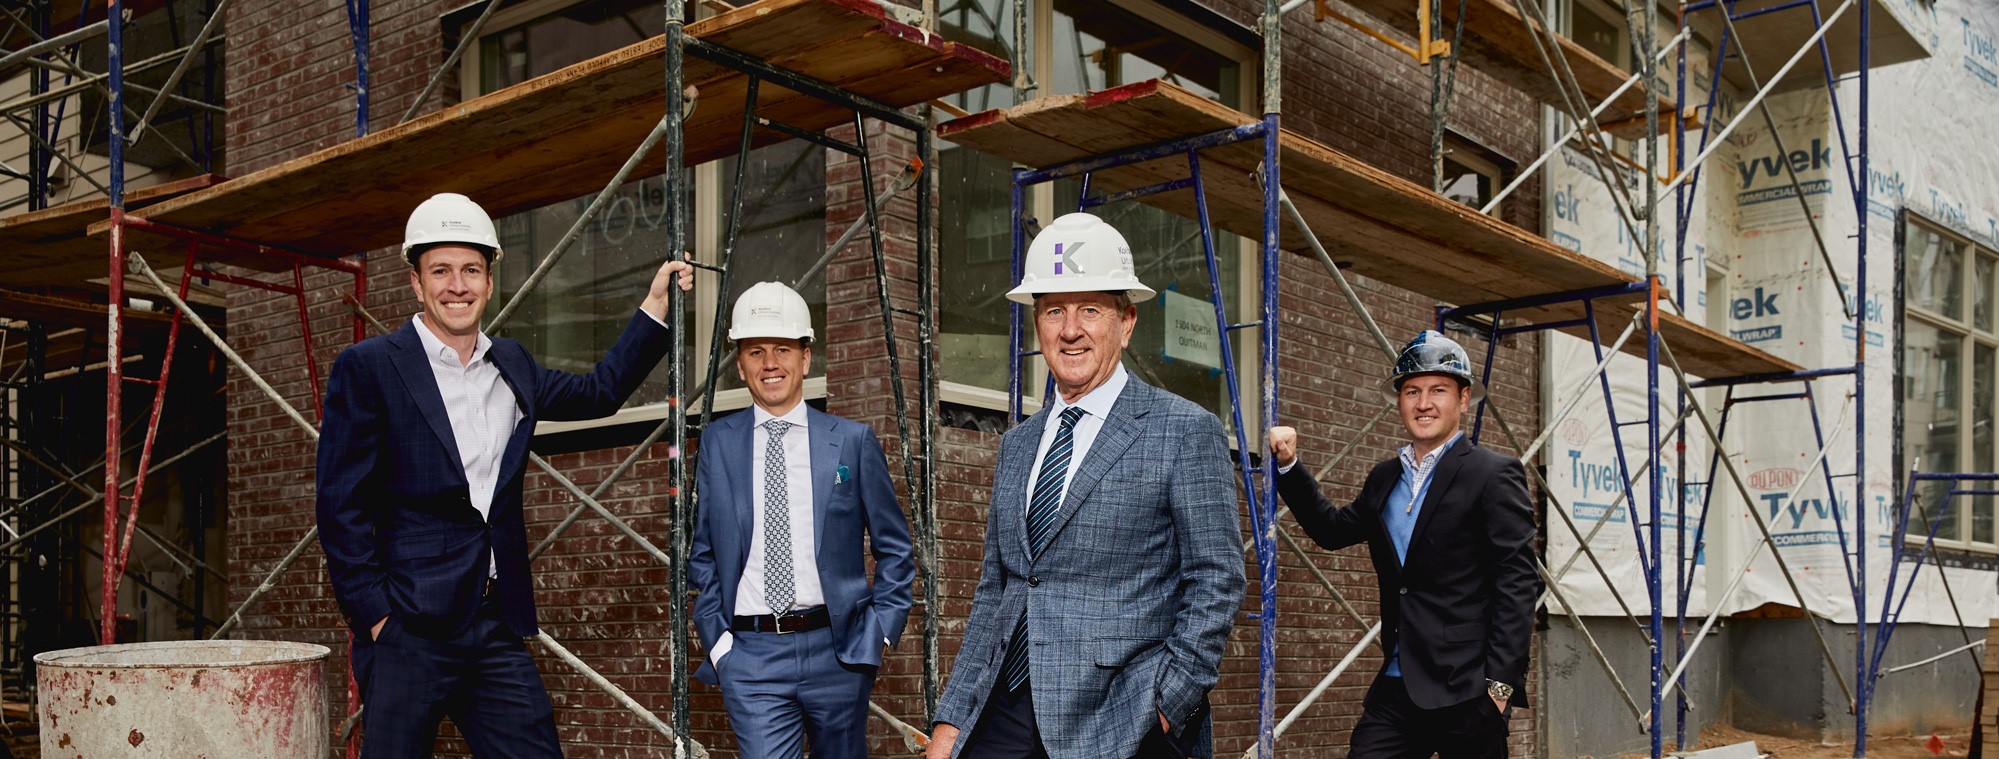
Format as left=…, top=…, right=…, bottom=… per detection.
left=772, top=613, right=800, bottom=635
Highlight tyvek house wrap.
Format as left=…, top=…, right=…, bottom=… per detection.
left=1540, top=0, right=1996, bottom=627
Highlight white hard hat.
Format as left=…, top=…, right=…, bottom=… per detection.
left=1384, top=330, right=1485, bottom=403
left=1005, top=212, right=1157, bottom=305
left=728, top=281, right=814, bottom=343
left=403, top=192, right=504, bottom=267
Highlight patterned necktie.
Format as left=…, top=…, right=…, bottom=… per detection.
left=761, top=418, right=795, bottom=615
left=998, top=405, right=1087, bottom=693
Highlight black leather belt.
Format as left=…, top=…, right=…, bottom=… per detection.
left=732, top=606, right=830, bottom=634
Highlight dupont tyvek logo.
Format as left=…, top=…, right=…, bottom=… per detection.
left=1965, top=18, right=1997, bottom=87
left=1729, top=286, right=1783, bottom=343
left=1736, top=139, right=1833, bottom=190
left=1053, top=242, right=1086, bottom=276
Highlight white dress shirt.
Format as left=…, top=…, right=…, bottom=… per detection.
left=411, top=315, right=523, bottom=578
left=1026, top=363, right=1128, bottom=514
left=713, top=402, right=820, bottom=664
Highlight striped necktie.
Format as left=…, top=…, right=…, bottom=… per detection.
left=998, top=405, right=1087, bottom=693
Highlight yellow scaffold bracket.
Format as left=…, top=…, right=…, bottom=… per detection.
left=1313, top=0, right=1453, bottom=64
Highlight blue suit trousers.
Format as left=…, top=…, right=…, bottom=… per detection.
left=717, top=624, right=876, bottom=758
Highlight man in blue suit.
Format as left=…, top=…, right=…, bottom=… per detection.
left=688, top=281, right=915, bottom=758
left=929, top=214, right=1244, bottom=759
left=316, top=192, right=693, bottom=758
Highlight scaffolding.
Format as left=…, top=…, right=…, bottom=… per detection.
left=937, top=0, right=1971, bottom=758
left=0, top=0, right=1980, bottom=756
left=0, top=0, right=1008, bottom=754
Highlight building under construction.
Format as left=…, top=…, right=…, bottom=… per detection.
left=0, top=0, right=1990, bottom=756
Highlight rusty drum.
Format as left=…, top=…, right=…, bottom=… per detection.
left=36, top=640, right=330, bottom=757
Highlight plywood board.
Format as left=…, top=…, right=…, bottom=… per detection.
left=938, top=79, right=1800, bottom=379
left=1335, top=0, right=1675, bottom=139
left=91, top=0, right=1008, bottom=261
left=0, top=174, right=224, bottom=286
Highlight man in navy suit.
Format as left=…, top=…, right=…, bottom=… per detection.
left=1267, top=330, right=1538, bottom=759
left=688, top=281, right=914, bottom=758
left=316, top=192, right=693, bottom=758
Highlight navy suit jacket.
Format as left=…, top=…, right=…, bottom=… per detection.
left=1275, top=441, right=1538, bottom=710
left=687, top=405, right=915, bottom=685
left=316, top=312, right=672, bottom=639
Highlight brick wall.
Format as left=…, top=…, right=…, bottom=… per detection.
left=219, top=1, right=1543, bottom=757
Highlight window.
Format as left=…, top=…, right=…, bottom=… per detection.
left=1439, top=137, right=1504, bottom=213
left=1571, top=0, right=1631, bottom=70
left=1903, top=217, right=1997, bottom=549
left=460, top=0, right=830, bottom=434
left=936, top=0, right=1261, bottom=433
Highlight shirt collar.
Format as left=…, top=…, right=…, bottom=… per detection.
left=1398, top=431, right=1464, bottom=471
left=411, top=314, right=491, bottom=366
left=1052, top=363, right=1128, bottom=423
left=752, top=402, right=810, bottom=429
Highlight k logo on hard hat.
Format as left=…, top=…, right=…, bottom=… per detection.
left=404, top=193, right=504, bottom=267
left=1007, top=212, right=1156, bottom=305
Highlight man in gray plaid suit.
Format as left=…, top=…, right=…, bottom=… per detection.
left=929, top=213, right=1245, bottom=759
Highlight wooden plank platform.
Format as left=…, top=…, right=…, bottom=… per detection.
left=88, top=0, right=1009, bottom=263
left=0, top=174, right=224, bottom=286
left=1333, top=0, right=1675, bottom=139
left=937, top=79, right=1799, bottom=380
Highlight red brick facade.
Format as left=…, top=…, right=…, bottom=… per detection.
left=219, top=2, right=1543, bottom=756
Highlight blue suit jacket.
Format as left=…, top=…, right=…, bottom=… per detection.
left=935, top=377, right=1245, bottom=759
left=316, top=312, right=672, bottom=639
left=687, top=405, right=915, bottom=685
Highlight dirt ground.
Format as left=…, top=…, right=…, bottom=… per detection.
left=0, top=719, right=1971, bottom=758
left=1625, top=723, right=1974, bottom=758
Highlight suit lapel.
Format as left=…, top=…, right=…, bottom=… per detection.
left=806, top=407, right=840, bottom=563
left=726, top=413, right=756, bottom=561
left=386, top=322, right=467, bottom=483
left=1033, top=379, right=1149, bottom=563
left=1405, top=439, right=1472, bottom=560
left=488, top=342, right=537, bottom=487
left=1000, top=411, right=1047, bottom=563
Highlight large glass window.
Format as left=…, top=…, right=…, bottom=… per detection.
left=466, top=0, right=829, bottom=429
left=937, top=0, right=1258, bottom=430
left=1903, top=218, right=1998, bottom=549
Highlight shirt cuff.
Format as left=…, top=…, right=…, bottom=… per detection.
left=1277, top=458, right=1298, bottom=475
left=711, top=631, right=733, bottom=665
left=638, top=308, right=667, bottom=328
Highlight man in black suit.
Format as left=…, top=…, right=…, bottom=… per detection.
left=1267, top=330, right=1537, bottom=759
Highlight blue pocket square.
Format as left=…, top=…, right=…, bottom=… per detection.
left=836, top=465, right=851, bottom=484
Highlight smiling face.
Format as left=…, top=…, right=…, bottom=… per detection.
left=1033, top=290, right=1136, bottom=403
left=1397, top=373, right=1470, bottom=454
left=735, top=337, right=812, bottom=416
left=408, top=244, right=494, bottom=341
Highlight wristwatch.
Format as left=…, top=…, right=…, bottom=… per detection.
left=1486, top=679, right=1515, bottom=703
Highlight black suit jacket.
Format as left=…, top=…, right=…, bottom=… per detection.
left=1276, top=440, right=1538, bottom=710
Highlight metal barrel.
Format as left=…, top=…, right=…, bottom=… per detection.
left=36, top=640, right=330, bottom=756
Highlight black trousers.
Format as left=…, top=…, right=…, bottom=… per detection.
left=350, top=594, right=561, bottom=759
left=1349, top=674, right=1509, bottom=759
left=959, top=676, right=1207, bottom=759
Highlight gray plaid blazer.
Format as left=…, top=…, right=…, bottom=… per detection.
left=936, top=376, right=1244, bottom=759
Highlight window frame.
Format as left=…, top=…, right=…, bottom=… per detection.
left=1900, top=212, right=1999, bottom=552
left=456, top=0, right=831, bottom=435
left=935, top=0, right=1266, bottom=434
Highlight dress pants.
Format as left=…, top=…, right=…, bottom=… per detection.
left=1348, top=674, right=1509, bottom=759
left=350, top=593, right=561, bottom=759
left=716, top=624, right=877, bottom=759
left=958, top=676, right=1206, bottom=759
